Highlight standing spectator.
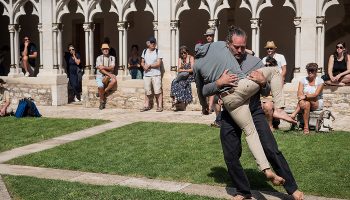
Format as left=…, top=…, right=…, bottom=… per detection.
left=128, top=44, right=142, bottom=79
left=290, top=63, right=324, bottom=134
left=204, top=28, right=222, bottom=128
left=0, top=79, right=13, bottom=116
left=95, top=43, right=117, bottom=110
left=170, top=45, right=194, bottom=110
left=322, top=41, right=350, bottom=86
left=262, top=41, right=287, bottom=84
left=261, top=41, right=287, bottom=130
left=64, top=44, right=82, bottom=102
left=261, top=56, right=280, bottom=131
left=140, top=36, right=163, bottom=112
left=20, top=36, right=37, bottom=77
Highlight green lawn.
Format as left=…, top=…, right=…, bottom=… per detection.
left=3, top=175, right=222, bottom=200
left=0, top=117, right=108, bottom=152
left=6, top=122, right=350, bottom=198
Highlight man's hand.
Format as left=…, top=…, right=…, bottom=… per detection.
left=216, top=69, right=238, bottom=88
left=247, top=70, right=267, bottom=87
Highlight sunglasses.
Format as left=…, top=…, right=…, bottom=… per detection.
left=181, top=52, right=187, bottom=55
left=266, top=48, right=274, bottom=50
left=24, top=38, right=30, bottom=41
left=307, top=69, right=317, bottom=73
left=69, top=48, right=75, bottom=51
left=265, top=63, right=273, bottom=67
left=336, top=46, right=344, bottom=49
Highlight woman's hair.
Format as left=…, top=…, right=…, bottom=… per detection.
left=179, top=45, right=189, bottom=54
left=305, top=62, right=318, bottom=70
left=131, top=44, right=138, bottom=51
left=67, top=44, right=74, bottom=50
left=333, top=41, right=348, bottom=62
left=265, top=56, right=277, bottom=66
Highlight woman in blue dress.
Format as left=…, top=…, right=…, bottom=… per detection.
left=128, top=44, right=142, bottom=79
left=170, top=46, right=194, bottom=109
left=65, top=44, right=82, bottom=102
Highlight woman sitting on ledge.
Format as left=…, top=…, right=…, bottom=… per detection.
left=322, top=41, right=350, bottom=86
left=291, top=63, right=324, bottom=134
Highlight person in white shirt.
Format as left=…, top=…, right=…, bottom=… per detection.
left=261, top=41, right=287, bottom=131
left=140, top=36, right=163, bottom=112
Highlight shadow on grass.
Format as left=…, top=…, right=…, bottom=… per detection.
left=208, top=167, right=291, bottom=199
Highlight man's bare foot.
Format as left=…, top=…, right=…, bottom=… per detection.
left=291, top=190, right=304, bottom=200
left=264, top=169, right=285, bottom=186
left=273, top=108, right=297, bottom=124
left=231, top=194, right=245, bottom=200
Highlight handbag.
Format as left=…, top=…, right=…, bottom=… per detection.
left=102, top=76, right=111, bottom=86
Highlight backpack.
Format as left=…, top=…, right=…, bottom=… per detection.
left=142, top=48, right=158, bottom=58
left=316, top=110, right=335, bottom=132
left=15, top=98, right=42, bottom=118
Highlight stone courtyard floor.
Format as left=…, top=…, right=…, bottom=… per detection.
left=0, top=105, right=347, bottom=200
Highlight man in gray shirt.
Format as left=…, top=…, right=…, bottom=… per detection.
left=194, top=26, right=304, bottom=200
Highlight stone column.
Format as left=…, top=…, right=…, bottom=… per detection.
left=89, top=23, right=95, bottom=72
left=250, top=18, right=261, bottom=57
left=14, top=25, right=21, bottom=74
left=208, top=19, right=219, bottom=42
left=117, top=22, right=126, bottom=75
left=37, top=23, right=44, bottom=71
left=153, top=21, right=159, bottom=42
left=8, top=24, right=19, bottom=76
left=170, top=20, right=178, bottom=71
left=83, top=23, right=92, bottom=77
left=294, top=17, right=302, bottom=74
left=57, top=24, right=63, bottom=74
left=316, top=16, right=325, bottom=70
left=52, top=23, right=60, bottom=72
left=123, top=22, right=129, bottom=76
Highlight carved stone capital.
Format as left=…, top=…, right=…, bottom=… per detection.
left=153, top=21, right=158, bottom=31
left=8, top=24, right=19, bottom=33
left=83, top=23, right=94, bottom=32
left=316, top=16, right=326, bottom=27
left=37, top=23, right=43, bottom=32
left=52, top=23, right=63, bottom=32
left=293, top=17, right=301, bottom=28
left=208, top=19, right=219, bottom=29
left=170, top=20, right=179, bottom=30
left=117, top=22, right=128, bottom=31
left=250, top=18, right=261, bottom=29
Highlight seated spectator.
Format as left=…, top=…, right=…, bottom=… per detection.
left=170, top=45, right=194, bottom=110
left=95, top=43, right=117, bottom=110
left=20, top=36, right=37, bottom=77
left=0, top=79, right=13, bottom=116
left=290, top=63, right=324, bottom=134
left=261, top=56, right=281, bottom=131
left=128, top=44, right=142, bottom=79
left=322, top=41, right=350, bottom=86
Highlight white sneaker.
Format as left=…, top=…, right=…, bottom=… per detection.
left=24, top=72, right=30, bottom=77
left=74, top=97, right=80, bottom=102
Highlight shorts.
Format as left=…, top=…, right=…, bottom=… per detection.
left=144, top=75, right=162, bottom=95
left=96, top=77, right=104, bottom=88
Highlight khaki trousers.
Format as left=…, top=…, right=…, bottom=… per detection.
left=221, top=67, right=284, bottom=171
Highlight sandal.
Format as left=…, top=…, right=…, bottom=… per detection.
left=303, top=128, right=310, bottom=134
left=156, top=107, right=163, bottom=112
left=140, top=107, right=151, bottom=112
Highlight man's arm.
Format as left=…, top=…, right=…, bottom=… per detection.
left=193, top=67, right=209, bottom=114
left=202, top=70, right=238, bottom=96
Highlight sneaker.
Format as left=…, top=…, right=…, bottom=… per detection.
left=99, top=102, right=106, bottom=110
left=210, top=120, right=221, bottom=128
left=140, top=107, right=151, bottom=112
left=24, top=72, right=30, bottom=77
left=74, top=97, right=80, bottom=102
left=156, top=107, right=163, bottom=112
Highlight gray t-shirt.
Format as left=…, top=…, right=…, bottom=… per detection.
left=142, top=48, right=162, bottom=77
left=194, top=41, right=267, bottom=108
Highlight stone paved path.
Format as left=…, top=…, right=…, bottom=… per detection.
left=0, top=105, right=347, bottom=200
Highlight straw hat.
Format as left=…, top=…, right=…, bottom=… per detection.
left=101, top=43, right=110, bottom=49
left=204, top=28, right=215, bottom=36
left=264, top=41, right=277, bottom=49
